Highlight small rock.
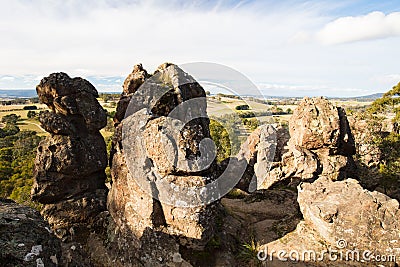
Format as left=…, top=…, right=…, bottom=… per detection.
left=172, top=252, right=183, bottom=263
left=36, top=258, right=44, bottom=267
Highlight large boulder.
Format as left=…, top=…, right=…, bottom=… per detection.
left=298, top=178, right=400, bottom=255
left=288, top=97, right=355, bottom=155
left=253, top=97, right=356, bottom=190
left=107, top=62, right=217, bottom=264
left=32, top=73, right=108, bottom=233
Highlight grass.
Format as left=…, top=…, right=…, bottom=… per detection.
left=18, top=120, right=46, bottom=134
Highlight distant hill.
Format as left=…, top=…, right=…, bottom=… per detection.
left=0, top=89, right=386, bottom=101
left=0, top=90, right=37, bottom=98
left=350, top=93, right=384, bottom=100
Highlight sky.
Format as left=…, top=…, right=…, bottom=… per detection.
left=0, top=0, right=399, bottom=97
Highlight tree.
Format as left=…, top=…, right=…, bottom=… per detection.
left=369, top=82, right=400, bottom=122
left=2, top=114, right=20, bottom=124
left=27, top=110, right=37, bottom=119
left=0, top=129, right=42, bottom=208
left=366, top=81, right=400, bottom=192
left=235, top=104, right=250, bottom=110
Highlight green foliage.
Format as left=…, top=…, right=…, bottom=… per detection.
left=0, top=129, right=42, bottom=208
left=242, top=118, right=259, bottom=131
left=23, top=105, right=38, bottom=110
left=2, top=113, right=20, bottom=124
left=104, top=111, right=116, bottom=133
left=105, top=136, right=113, bottom=183
left=369, top=82, right=400, bottom=120
left=238, top=238, right=262, bottom=266
left=209, top=114, right=242, bottom=162
left=27, top=110, right=37, bottom=119
left=235, top=104, right=250, bottom=110
left=366, top=81, right=400, bottom=191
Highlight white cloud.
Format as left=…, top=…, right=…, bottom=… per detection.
left=0, top=1, right=399, bottom=96
left=373, top=74, right=400, bottom=85
left=317, top=11, right=400, bottom=45
left=257, top=82, right=371, bottom=97
left=0, top=76, right=15, bottom=81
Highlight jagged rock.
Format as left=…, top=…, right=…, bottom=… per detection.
left=143, top=116, right=213, bottom=176
left=288, top=97, right=355, bottom=155
left=32, top=72, right=108, bottom=232
left=254, top=97, right=356, bottom=190
left=274, top=126, right=290, bottom=162
left=221, top=189, right=301, bottom=244
left=254, top=178, right=400, bottom=266
left=32, top=134, right=107, bottom=204
left=298, top=178, right=400, bottom=253
left=108, top=62, right=217, bottom=261
left=123, top=64, right=150, bottom=95
left=0, top=199, right=61, bottom=267
left=233, top=125, right=277, bottom=192
left=114, top=64, right=151, bottom=125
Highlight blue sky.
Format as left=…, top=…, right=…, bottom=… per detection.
left=0, top=0, right=399, bottom=97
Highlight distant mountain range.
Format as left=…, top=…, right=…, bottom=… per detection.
left=0, top=89, right=385, bottom=100
left=346, top=93, right=384, bottom=99
left=0, top=90, right=37, bottom=98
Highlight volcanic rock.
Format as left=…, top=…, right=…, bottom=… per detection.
left=32, top=73, right=108, bottom=232
left=108, top=62, right=217, bottom=258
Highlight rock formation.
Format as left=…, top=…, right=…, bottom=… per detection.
left=298, top=178, right=400, bottom=256
left=107, top=63, right=217, bottom=265
left=31, top=73, right=108, bottom=235
left=114, top=64, right=150, bottom=126
left=15, top=65, right=400, bottom=267
left=247, top=97, right=357, bottom=190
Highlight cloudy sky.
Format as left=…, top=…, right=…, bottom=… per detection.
left=0, top=0, right=399, bottom=97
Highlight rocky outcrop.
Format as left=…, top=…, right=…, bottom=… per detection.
left=31, top=73, right=108, bottom=234
left=255, top=178, right=400, bottom=266
left=253, top=97, right=356, bottom=190
left=25, top=66, right=400, bottom=267
left=0, top=199, right=61, bottom=267
left=107, top=63, right=217, bottom=265
left=114, top=64, right=150, bottom=126
left=298, top=178, right=400, bottom=255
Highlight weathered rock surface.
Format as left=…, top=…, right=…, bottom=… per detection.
left=107, top=63, right=217, bottom=266
left=32, top=72, right=108, bottom=233
left=0, top=199, right=61, bottom=267
left=256, top=178, right=400, bottom=266
left=299, top=178, right=400, bottom=255
left=252, top=97, right=356, bottom=190
left=114, top=64, right=150, bottom=125
left=289, top=98, right=355, bottom=154
left=233, top=124, right=277, bottom=191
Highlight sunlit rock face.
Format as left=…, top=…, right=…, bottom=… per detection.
left=107, top=63, right=218, bottom=266
left=248, top=97, right=357, bottom=190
